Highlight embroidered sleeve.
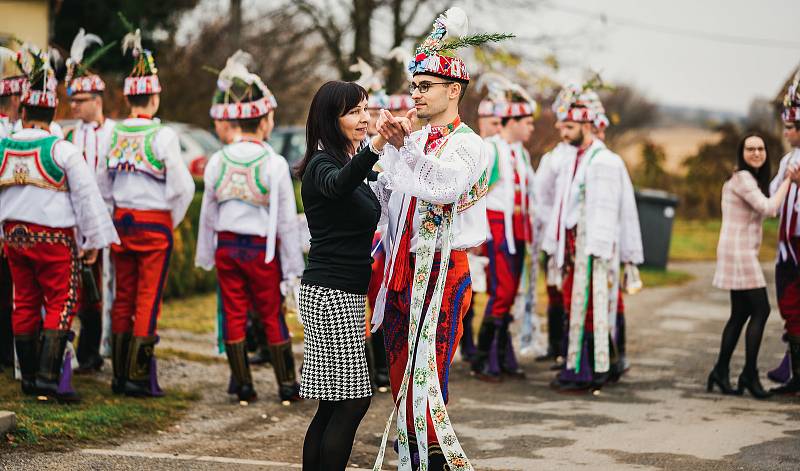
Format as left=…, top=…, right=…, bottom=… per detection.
left=275, top=163, right=306, bottom=280
left=383, top=134, right=483, bottom=205
left=195, top=154, right=220, bottom=270
left=369, top=171, right=393, bottom=226
left=157, top=127, right=196, bottom=227
left=59, top=142, right=120, bottom=250
left=618, top=165, right=644, bottom=264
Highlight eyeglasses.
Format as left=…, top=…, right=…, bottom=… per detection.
left=409, top=81, right=453, bottom=94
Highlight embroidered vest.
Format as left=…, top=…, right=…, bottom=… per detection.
left=433, top=124, right=487, bottom=213
left=0, top=135, right=67, bottom=192
left=107, top=122, right=165, bottom=181
left=214, top=145, right=270, bottom=207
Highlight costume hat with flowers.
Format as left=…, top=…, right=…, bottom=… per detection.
left=0, top=44, right=26, bottom=97
left=17, top=43, right=60, bottom=109
left=477, top=72, right=537, bottom=119
left=553, top=74, right=606, bottom=125
left=407, top=6, right=512, bottom=83
left=65, top=28, right=115, bottom=96
left=784, top=69, right=800, bottom=123
left=119, top=14, right=160, bottom=96
left=209, top=50, right=277, bottom=121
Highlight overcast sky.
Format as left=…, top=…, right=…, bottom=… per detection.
left=181, top=0, right=799, bottom=115
left=518, top=0, right=800, bottom=114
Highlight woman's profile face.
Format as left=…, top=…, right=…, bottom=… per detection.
left=338, top=99, right=369, bottom=150
left=743, top=136, right=767, bottom=169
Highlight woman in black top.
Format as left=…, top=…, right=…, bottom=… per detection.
left=296, top=81, right=391, bottom=470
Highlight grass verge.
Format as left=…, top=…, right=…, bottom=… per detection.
left=671, top=218, right=778, bottom=262
left=640, top=267, right=694, bottom=288
left=1, top=371, right=198, bottom=450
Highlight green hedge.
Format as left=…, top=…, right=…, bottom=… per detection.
left=162, top=179, right=305, bottom=299
left=163, top=189, right=217, bottom=300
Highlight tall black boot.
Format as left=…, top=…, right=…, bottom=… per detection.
left=35, top=330, right=80, bottom=403
left=771, top=339, right=800, bottom=395
left=540, top=304, right=565, bottom=360
left=123, top=335, right=164, bottom=397
left=111, top=332, right=131, bottom=394
left=247, top=310, right=272, bottom=365
left=499, top=315, right=525, bottom=378
left=75, top=308, right=104, bottom=373
left=365, top=338, right=378, bottom=392
left=459, top=304, right=477, bottom=363
left=14, top=334, right=39, bottom=395
left=472, top=318, right=501, bottom=382
left=225, top=340, right=257, bottom=402
left=269, top=341, right=302, bottom=403
left=371, top=329, right=390, bottom=391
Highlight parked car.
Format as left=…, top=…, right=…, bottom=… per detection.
left=166, top=122, right=222, bottom=178
left=270, top=125, right=306, bottom=172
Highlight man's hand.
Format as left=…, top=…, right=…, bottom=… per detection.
left=377, top=109, right=411, bottom=149
left=83, top=249, right=99, bottom=265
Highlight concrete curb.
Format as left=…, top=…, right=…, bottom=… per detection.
left=0, top=410, right=16, bottom=434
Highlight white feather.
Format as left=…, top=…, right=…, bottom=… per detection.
left=218, top=49, right=259, bottom=91
left=70, top=28, right=103, bottom=65
left=122, top=29, right=142, bottom=56
left=442, top=7, right=468, bottom=39
left=349, top=58, right=377, bottom=90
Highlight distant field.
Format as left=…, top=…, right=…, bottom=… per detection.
left=670, top=218, right=778, bottom=262
left=616, top=126, right=722, bottom=175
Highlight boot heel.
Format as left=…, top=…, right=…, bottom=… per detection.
left=706, top=374, right=714, bottom=392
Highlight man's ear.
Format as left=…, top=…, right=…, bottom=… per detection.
left=451, top=82, right=462, bottom=100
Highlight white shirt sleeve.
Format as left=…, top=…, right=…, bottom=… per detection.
left=369, top=171, right=393, bottom=227
left=381, top=132, right=483, bottom=205
left=275, top=160, right=305, bottom=280
left=156, top=127, right=196, bottom=227
left=57, top=141, right=120, bottom=250
left=194, top=153, right=220, bottom=270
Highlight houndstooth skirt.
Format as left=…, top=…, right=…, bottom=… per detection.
left=299, top=283, right=372, bottom=401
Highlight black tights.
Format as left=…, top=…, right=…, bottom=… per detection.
left=302, top=397, right=371, bottom=471
left=715, top=288, right=770, bottom=376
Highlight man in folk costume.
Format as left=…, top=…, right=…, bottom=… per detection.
left=61, top=28, right=117, bottom=374
left=0, top=46, right=118, bottom=401
left=369, top=7, right=510, bottom=470
left=769, top=70, right=800, bottom=395
left=96, top=26, right=195, bottom=397
left=542, top=81, right=643, bottom=393
left=0, top=46, right=27, bottom=371
left=471, top=75, right=537, bottom=382
left=195, top=51, right=304, bottom=403
left=477, top=97, right=501, bottom=138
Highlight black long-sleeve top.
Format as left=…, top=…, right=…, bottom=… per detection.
left=300, top=146, right=381, bottom=295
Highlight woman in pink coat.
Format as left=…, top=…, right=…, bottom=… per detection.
left=709, top=133, right=798, bottom=399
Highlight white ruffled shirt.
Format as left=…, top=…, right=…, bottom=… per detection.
left=0, top=128, right=119, bottom=249
left=96, top=117, right=195, bottom=228
left=534, top=142, right=574, bottom=238
left=542, top=139, right=643, bottom=266
left=68, top=118, right=116, bottom=175
left=484, top=135, right=535, bottom=251
left=194, top=140, right=304, bottom=280
left=370, top=123, right=489, bottom=253
left=1, top=119, right=62, bottom=139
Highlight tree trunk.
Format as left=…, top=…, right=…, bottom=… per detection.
left=230, top=0, right=242, bottom=49
left=347, top=0, right=375, bottom=80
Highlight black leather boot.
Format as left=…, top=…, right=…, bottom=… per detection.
left=371, top=329, right=390, bottom=391
left=35, top=330, right=80, bottom=403
left=269, top=342, right=302, bottom=403
left=75, top=308, right=104, bottom=373
left=471, top=318, right=501, bottom=382
left=738, top=370, right=771, bottom=399
left=14, top=333, right=39, bottom=395
left=123, top=335, right=164, bottom=397
left=771, top=339, right=800, bottom=395
left=706, top=366, right=741, bottom=395
left=111, top=332, right=131, bottom=394
left=225, top=340, right=257, bottom=402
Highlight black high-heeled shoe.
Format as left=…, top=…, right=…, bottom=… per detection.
left=706, top=368, right=741, bottom=395
left=737, top=371, right=772, bottom=399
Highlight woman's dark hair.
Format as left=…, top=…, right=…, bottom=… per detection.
left=294, top=81, right=368, bottom=179
left=737, top=133, right=771, bottom=197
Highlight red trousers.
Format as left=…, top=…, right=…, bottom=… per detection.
left=4, top=222, right=79, bottom=335
left=776, top=237, right=800, bottom=337
left=484, top=210, right=525, bottom=319
left=215, top=232, right=289, bottom=345
left=110, top=208, right=173, bottom=337
left=382, top=250, right=472, bottom=447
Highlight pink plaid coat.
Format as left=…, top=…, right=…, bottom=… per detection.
left=713, top=171, right=783, bottom=290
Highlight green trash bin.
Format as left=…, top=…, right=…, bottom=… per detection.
left=635, top=189, right=679, bottom=269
